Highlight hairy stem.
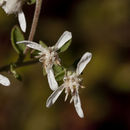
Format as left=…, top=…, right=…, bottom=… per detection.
left=24, top=0, right=43, bottom=54
left=0, top=59, right=39, bottom=72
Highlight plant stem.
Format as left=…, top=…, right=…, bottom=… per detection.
left=0, top=59, right=39, bottom=72
left=24, top=0, right=43, bottom=54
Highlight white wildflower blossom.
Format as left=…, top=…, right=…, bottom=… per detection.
left=46, top=52, right=92, bottom=118
left=0, top=0, right=26, bottom=32
left=17, top=31, right=72, bottom=91
left=0, top=74, right=10, bottom=86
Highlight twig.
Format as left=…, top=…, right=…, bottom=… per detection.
left=0, top=59, right=39, bottom=72
left=24, top=0, right=43, bottom=54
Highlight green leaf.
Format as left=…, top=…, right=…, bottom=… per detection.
left=26, top=0, right=36, bottom=5
left=39, top=41, right=48, bottom=48
left=10, top=64, right=22, bottom=81
left=11, top=25, right=26, bottom=55
left=55, top=71, right=65, bottom=81
left=58, top=39, right=72, bottom=53
left=53, top=64, right=65, bottom=81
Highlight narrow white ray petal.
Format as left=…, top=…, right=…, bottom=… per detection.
left=74, top=93, right=84, bottom=118
left=17, top=40, right=45, bottom=52
left=18, top=11, right=26, bottom=32
left=54, top=31, right=72, bottom=50
left=70, top=96, right=74, bottom=103
left=0, top=74, right=10, bottom=86
left=76, top=52, right=92, bottom=75
left=46, top=85, right=65, bottom=108
left=64, top=93, right=69, bottom=101
left=46, top=68, right=58, bottom=91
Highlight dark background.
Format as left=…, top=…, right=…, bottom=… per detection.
left=0, top=0, right=130, bottom=130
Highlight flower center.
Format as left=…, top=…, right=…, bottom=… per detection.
left=39, top=47, right=60, bottom=70
left=64, top=72, right=82, bottom=94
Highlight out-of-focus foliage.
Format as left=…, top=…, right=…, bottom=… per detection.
left=0, top=0, right=130, bottom=130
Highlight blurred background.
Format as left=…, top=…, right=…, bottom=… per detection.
left=0, top=0, right=130, bottom=130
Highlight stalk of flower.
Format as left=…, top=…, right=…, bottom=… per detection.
left=17, top=31, right=72, bottom=91
left=0, top=74, right=10, bottom=86
left=0, top=0, right=26, bottom=32
left=46, top=52, right=92, bottom=118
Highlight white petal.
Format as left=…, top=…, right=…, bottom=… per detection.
left=17, top=40, right=45, bottom=52
left=64, top=93, right=69, bottom=101
left=76, top=52, right=92, bottom=75
left=74, top=93, right=84, bottom=118
left=0, top=74, right=10, bottom=86
left=0, top=0, right=6, bottom=6
left=46, top=85, right=65, bottom=108
left=54, top=31, right=72, bottom=50
left=46, top=68, right=58, bottom=91
left=70, top=96, right=74, bottom=103
left=18, top=11, right=26, bottom=32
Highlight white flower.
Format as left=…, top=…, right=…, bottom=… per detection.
left=0, top=0, right=26, bottom=32
left=17, top=31, right=72, bottom=91
left=46, top=52, right=92, bottom=118
left=0, top=74, right=10, bottom=86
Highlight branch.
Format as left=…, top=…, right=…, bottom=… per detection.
left=0, top=59, right=39, bottom=72
left=24, top=0, right=43, bottom=54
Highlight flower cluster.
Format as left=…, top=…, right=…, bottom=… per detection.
left=0, top=0, right=26, bottom=32
left=17, top=31, right=92, bottom=118
left=0, top=0, right=92, bottom=118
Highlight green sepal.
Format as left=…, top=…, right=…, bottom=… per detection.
left=10, top=64, right=22, bottom=81
left=58, top=39, right=72, bottom=53
left=39, top=40, right=48, bottom=48
left=53, top=64, right=65, bottom=81
left=11, top=25, right=26, bottom=55
left=26, top=0, right=36, bottom=5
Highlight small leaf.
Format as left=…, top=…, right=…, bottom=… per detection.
left=11, top=25, right=26, bottom=55
left=55, top=71, right=65, bottom=81
left=53, top=64, right=65, bottom=81
left=39, top=41, right=48, bottom=48
left=26, top=0, right=36, bottom=5
left=58, top=39, right=72, bottom=53
left=10, top=64, right=22, bottom=81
